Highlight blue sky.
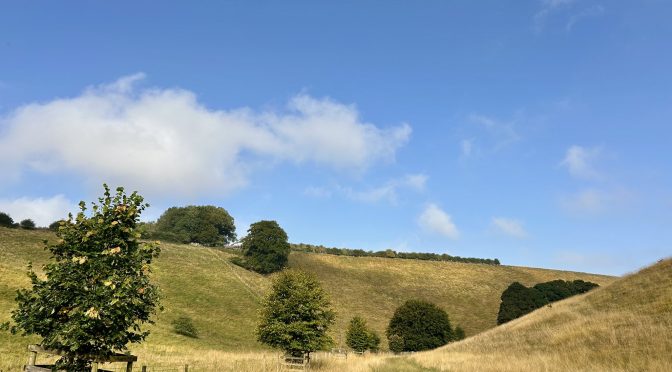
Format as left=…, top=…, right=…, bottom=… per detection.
left=1, top=1, right=670, bottom=275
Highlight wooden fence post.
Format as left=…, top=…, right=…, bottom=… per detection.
left=184, top=364, right=189, bottom=372
left=141, top=366, right=147, bottom=372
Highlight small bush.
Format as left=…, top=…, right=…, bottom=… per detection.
left=20, top=219, right=36, bottom=230
left=453, top=326, right=466, bottom=341
left=346, top=316, right=380, bottom=352
left=388, top=334, right=404, bottom=353
left=172, top=316, right=199, bottom=338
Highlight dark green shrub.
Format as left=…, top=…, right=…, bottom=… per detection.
left=497, top=279, right=599, bottom=325
left=388, top=334, right=404, bottom=353
left=172, top=316, right=199, bottom=338
left=386, top=299, right=454, bottom=352
left=346, top=316, right=380, bottom=352
left=19, top=219, right=36, bottom=230
left=453, top=326, right=466, bottom=341
left=240, top=220, right=290, bottom=274
left=0, top=212, right=15, bottom=228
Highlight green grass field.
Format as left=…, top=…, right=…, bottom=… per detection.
left=0, top=227, right=614, bottom=370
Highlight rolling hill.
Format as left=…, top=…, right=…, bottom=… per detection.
left=0, top=228, right=614, bottom=369
left=376, top=257, right=672, bottom=371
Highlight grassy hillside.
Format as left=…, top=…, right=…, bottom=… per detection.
left=377, top=257, right=672, bottom=372
left=0, top=228, right=613, bottom=370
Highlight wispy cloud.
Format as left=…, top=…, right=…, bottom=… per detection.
left=560, top=145, right=603, bottom=180
left=418, top=203, right=459, bottom=239
left=534, top=0, right=577, bottom=32
left=560, top=187, right=633, bottom=215
left=566, top=5, right=605, bottom=31
left=0, top=74, right=411, bottom=197
left=534, top=0, right=605, bottom=33
left=0, top=195, right=77, bottom=227
left=469, top=114, right=521, bottom=151
left=305, top=174, right=428, bottom=204
left=491, top=217, right=528, bottom=238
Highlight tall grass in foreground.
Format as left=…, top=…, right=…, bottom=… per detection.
left=393, top=258, right=672, bottom=372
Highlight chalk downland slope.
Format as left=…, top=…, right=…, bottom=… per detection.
left=0, top=228, right=613, bottom=369
left=387, top=258, right=672, bottom=372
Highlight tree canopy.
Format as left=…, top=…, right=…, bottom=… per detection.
left=257, top=269, right=335, bottom=357
left=0, top=212, right=16, bottom=228
left=497, top=279, right=599, bottom=324
left=19, top=218, right=36, bottom=229
left=153, top=205, right=235, bottom=246
left=386, top=299, right=454, bottom=352
left=346, top=316, right=380, bottom=352
left=239, top=220, right=290, bottom=274
left=4, top=185, right=161, bottom=370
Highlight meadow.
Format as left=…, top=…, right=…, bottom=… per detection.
left=0, top=227, right=615, bottom=370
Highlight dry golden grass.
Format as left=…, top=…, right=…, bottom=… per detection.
left=377, top=258, right=672, bottom=372
left=0, top=228, right=615, bottom=370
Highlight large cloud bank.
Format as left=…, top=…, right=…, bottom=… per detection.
left=0, top=74, right=411, bottom=196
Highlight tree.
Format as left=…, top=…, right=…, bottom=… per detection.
left=20, top=218, right=36, bottom=230
left=0, top=212, right=15, bottom=228
left=346, top=316, right=380, bottom=353
left=48, top=220, right=63, bottom=232
left=154, top=205, right=236, bottom=246
left=257, top=269, right=335, bottom=357
left=497, top=282, right=548, bottom=325
left=4, top=185, right=161, bottom=370
left=497, top=280, right=599, bottom=325
left=239, top=220, right=290, bottom=274
left=386, top=299, right=454, bottom=352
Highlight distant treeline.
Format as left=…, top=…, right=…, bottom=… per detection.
left=291, top=243, right=501, bottom=265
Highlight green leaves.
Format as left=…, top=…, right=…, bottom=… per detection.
left=346, top=316, right=380, bottom=352
left=6, top=184, right=161, bottom=370
left=240, top=220, right=290, bottom=274
left=257, top=269, right=335, bottom=356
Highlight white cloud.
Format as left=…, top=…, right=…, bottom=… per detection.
left=560, top=145, right=602, bottom=180
left=534, top=0, right=577, bottom=32
left=418, top=204, right=459, bottom=239
left=307, top=173, right=428, bottom=204
left=491, top=217, right=528, bottom=238
left=468, top=114, right=521, bottom=151
left=566, top=5, right=605, bottom=31
left=560, top=187, right=632, bottom=215
left=303, top=186, right=332, bottom=199
left=460, top=139, right=474, bottom=159
left=0, top=195, right=76, bottom=227
left=0, top=74, right=411, bottom=197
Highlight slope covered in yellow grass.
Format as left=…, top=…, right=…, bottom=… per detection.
left=382, top=258, right=672, bottom=372
left=0, top=228, right=614, bottom=369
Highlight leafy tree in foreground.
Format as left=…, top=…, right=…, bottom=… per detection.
left=0, top=212, right=15, bottom=228
left=4, top=185, right=161, bottom=370
left=19, top=218, right=36, bottom=230
left=238, top=220, right=290, bottom=274
left=346, top=316, right=380, bottom=352
left=154, top=205, right=236, bottom=246
left=386, top=299, right=454, bottom=352
left=257, top=269, right=335, bottom=357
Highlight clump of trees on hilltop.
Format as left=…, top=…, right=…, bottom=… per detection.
left=149, top=205, right=236, bottom=246
left=497, top=279, right=599, bottom=324
left=291, top=243, right=500, bottom=265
